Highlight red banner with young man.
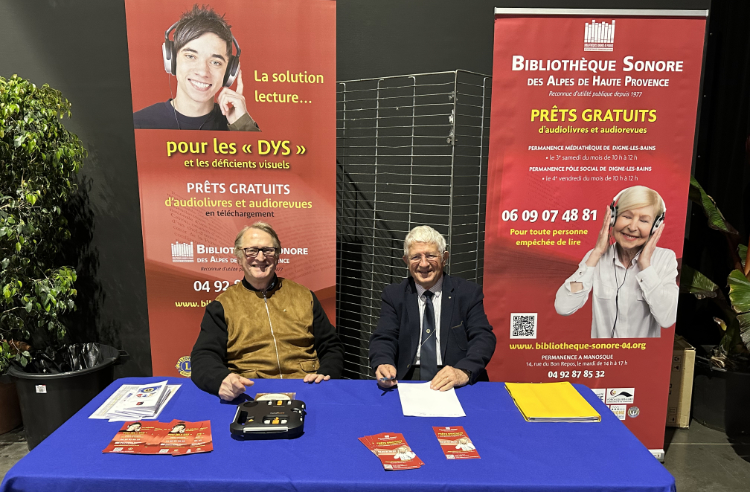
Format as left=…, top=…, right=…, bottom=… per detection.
left=124, top=0, right=336, bottom=377
left=484, top=10, right=707, bottom=451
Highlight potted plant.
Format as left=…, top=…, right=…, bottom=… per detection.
left=680, top=175, right=750, bottom=435
left=0, top=75, right=119, bottom=449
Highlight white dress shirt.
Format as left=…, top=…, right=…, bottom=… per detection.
left=554, top=244, right=679, bottom=338
left=414, top=275, right=443, bottom=365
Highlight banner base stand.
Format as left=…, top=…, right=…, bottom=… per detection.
left=649, top=449, right=665, bottom=462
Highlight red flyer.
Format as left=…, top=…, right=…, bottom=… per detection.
left=160, top=420, right=200, bottom=455
left=138, top=421, right=174, bottom=455
left=176, top=420, right=213, bottom=456
left=102, top=421, right=152, bottom=454
left=432, top=426, right=480, bottom=460
left=359, top=433, right=424, bottom=471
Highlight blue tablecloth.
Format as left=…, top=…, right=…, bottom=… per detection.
left=1, top=377, right=675, bottom=492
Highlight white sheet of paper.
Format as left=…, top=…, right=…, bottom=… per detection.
left=397, top=382, right=466, bottom=417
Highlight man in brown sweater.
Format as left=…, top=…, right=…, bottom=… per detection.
left=191, top=222, right=343, bottom=401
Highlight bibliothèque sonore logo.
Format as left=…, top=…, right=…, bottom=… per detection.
left=584, top=19, right=615, bottom=52
left=171, top=241, right=194, bottom=263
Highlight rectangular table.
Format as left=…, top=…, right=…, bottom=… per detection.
left=0, top=377, right=675, bottom=492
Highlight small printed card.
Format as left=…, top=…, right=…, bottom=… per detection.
left=359, top=432, right=424, bottom=470
left=432, top=426, right=480, bottom=460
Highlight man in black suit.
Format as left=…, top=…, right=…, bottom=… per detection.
left=369, top=226, right=496, bottom=391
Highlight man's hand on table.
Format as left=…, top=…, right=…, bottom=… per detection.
left=219, top=373, right=254, bottom=401
left=430, top=366, right=469, bottom=391
left=303, top=373, right=331, bottom=383
left=375, top=364, right=398, bottom=389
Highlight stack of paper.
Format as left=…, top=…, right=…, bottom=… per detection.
left=505, top=382, right=601, bottom=422
left=104, top=381, right=173, bottom=420
left=359, top=433, right=424, bottom=470
left=91, top=382, right=180, bottom=421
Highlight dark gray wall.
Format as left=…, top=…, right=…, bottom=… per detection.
left=0, top=0, right=732, bottom=376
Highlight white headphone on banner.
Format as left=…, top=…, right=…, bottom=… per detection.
left=609, top=187, right=666, bottom=236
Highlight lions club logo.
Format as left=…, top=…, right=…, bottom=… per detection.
left=175, top=356, right=191, bottom=377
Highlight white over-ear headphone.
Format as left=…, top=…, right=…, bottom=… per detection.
left=609, top=188, right=666, bottom=236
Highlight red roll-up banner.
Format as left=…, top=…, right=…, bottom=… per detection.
left=485, top=10, right=707, bottom=451
left=124, top=0, right=336, bottom=377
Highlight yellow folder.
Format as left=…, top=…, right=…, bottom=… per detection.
left=505, top=382, right=601, bottom=422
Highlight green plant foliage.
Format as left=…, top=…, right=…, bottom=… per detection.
left=740, top=244, right=748, bottom=270
left=728, top=269, right=750, bottom=313
left=682, top=176, right=750, bottom=362
left=0, top=75, right=86, bottom=373
left=688, top=175, right=739, bottom=235
left=679, top=264, right=719, bottom=299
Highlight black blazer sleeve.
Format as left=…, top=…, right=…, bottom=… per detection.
left=450, top=283, right=496, bottom=384
left=191, top=301, right=231, bottom=395
left=368, top=284, right=402, bottom=371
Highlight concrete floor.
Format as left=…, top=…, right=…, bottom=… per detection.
left=0, top=427, right=27, bottom=483
left=664, top=422, right=750, bottom=491
left=2, top=421, right=750, bottom=490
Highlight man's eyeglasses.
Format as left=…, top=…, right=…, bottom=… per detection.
left=408, top=253, right=440, bottom=264
left=242, top=247, right=277, bottom=258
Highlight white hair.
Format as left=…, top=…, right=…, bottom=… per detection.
left=615, top=186, right=665, bottom=218
left=403, top=226, right=446, bottom=256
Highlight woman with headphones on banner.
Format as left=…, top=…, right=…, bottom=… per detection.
left=554, top=186, right=679, bottom=339
left=133, top=5, right=260, bottom=131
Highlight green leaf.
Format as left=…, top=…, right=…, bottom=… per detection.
left=680, top=264, right=719, bottom=298
left=737, top=312, right=750, bottom=352
left=728, top=269, right=750, bottom=313
left=688, top=176, right=739, bottom=235
left=740, top=244, right=748, bottom=270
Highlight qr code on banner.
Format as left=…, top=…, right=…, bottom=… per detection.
left=510, top=313, right=537, bottom=339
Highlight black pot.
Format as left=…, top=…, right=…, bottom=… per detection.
left=8, top=344, right=120, bottom=450
left=692, top=355, right=750, bottom=437
left=0, top=374, right=22, bottom=434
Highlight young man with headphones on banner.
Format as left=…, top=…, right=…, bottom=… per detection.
left=554, top=186, right=679, bottom=338
left=133, top=5, right=260, bottom=131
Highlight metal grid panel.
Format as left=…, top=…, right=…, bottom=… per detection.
left=336, top=71, right=491, bottom=380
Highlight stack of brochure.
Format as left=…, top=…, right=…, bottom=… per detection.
left=104, top=381, right=173, bottom=420
left=505, top=382, right=601, bottom=422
